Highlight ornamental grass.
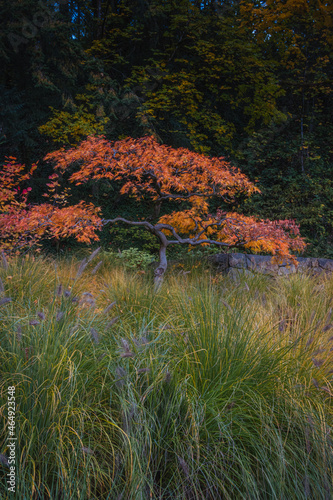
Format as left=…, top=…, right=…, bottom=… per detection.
left=0, top=253, right=332, bottom=499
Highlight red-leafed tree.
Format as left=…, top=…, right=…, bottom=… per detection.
left=45, top=135, right=306, bottom=288
left=0, top=158, right=102, bottom=254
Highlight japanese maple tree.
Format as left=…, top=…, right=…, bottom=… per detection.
left=0, top=158, right=102, bottom=254
left=45, top=135, right=306, bottom=287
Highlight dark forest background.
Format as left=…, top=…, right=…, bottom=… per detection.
left=1, top=0, right=332, bottom=257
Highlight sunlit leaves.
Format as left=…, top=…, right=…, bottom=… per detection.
left=0, top=158, right=102, bottom=253
left=45, top=134, right=306, bottom=260
left=39, top=107, right=109, bottom=146
left=0, top=135, right=306, bottom=260
left=45, top=135, right=259, bottom=199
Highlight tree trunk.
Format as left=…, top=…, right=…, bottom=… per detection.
left=154, top=243, right=168, bottom=291
left=153, top=200, right=162, bottom=219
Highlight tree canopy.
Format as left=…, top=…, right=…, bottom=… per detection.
left=1, top=0, right=332, bottom=257
left=45, top=135, right=306, bottom=286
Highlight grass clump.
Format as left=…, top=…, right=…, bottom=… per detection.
left=0, top=253, right=333, bottom=499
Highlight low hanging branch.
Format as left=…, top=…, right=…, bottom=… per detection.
left=45, top=135, right=306, bottom=288
left=0, top=136, right=306, bottom=288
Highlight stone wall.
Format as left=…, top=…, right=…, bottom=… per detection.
left=208, top=253, right=333, bottom=277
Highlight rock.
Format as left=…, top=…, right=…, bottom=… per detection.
left=246, top=254, right=279, bottom=275
left=208, top=252, right=333, bottom=277
left=296, top=257, right=313, bottom=271
left=277, top=265, right=296, bottom=276
left=318, top=258, right=333, bottom=272
left=229, top=253, right=247, bottom=269
left=208, top=253, right=229, bottom=271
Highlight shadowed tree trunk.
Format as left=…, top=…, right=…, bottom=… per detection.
left=103, top=216, right=171, bottom=291
left=102, top=216, right=233, bottom=292
left=152, top=232, right=169, bottom=292
left=45, top=135, right=306, bottom=292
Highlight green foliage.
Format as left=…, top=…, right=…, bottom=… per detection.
left=106, top=224, right=159, bottom=254
left=0, top=0, right=85, bottom=161
left=167, top=242, right=222, bottom=261
left=121, top=1, right=284, bottom=153
left=38, top=70, right=148, bottom=146
left=233, top=120, right=333, bottom=257
left=116, top=247, right=155, bottom=269
left=104, top=247, right=156, bottom=270
left=39, top=107, right=109, bottom=146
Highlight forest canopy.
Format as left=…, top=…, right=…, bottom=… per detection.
left=1, top=0, right=332, bottom=256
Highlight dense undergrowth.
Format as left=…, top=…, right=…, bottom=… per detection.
left=0, top=252, right=333, bottom=499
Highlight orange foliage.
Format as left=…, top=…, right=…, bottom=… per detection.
left=0, top=158, right=102, bottom=253
left=0, top=158, right=36, bottom=210
left=45, top=135, right=259, bottom=201
left=1, top=135, right=306, bottom=260
left=45, top=135, right=306, bottom=261
left=161, top=208, right=305, bottom=261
